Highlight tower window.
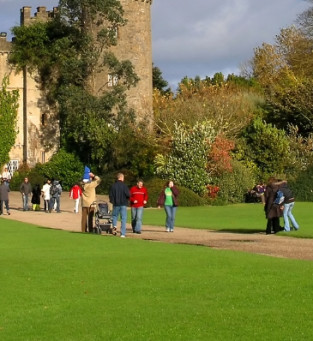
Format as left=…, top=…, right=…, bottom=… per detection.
left=108, top=74, right=118, bottom=87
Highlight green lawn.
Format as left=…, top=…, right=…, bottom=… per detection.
left=1, top=213, right=313, bottom=340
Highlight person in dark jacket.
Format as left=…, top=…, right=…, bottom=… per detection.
left=280, top=181, right=299, bottom=232
left=157, top=180, right=179, bottom=232
left=0, top=179, right=10, bottom=215
left=20, top=177, right=32, bottom=211
left=264, top=177, right=283, bottom=234
left=109, top=173, right=130, bottom=238
left=31, top=184, right=41, bottom=211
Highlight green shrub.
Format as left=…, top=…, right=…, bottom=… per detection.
left=155, top=121, right=216, bottom=196
left=9, top=163, right=46, bottom=191
left=39, top=149, right=84, bottom=191
left=214, top=160, right=256, bottom=204
left=96, top=169, right=138, bottom=195
left=145, top=177, right=206, bottom=207
left=289, top=164, right=313, bottom=201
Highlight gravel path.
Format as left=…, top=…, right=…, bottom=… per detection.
left=1, top=191, right=313, bottom=261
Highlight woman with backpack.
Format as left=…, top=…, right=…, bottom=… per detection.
left=279, top=181, right=299, bottom=232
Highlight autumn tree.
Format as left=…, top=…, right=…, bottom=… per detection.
left=251, top=23, right=313, bottom=134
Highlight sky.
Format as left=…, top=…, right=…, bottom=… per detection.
left=0, top=0, right=310, bottom=89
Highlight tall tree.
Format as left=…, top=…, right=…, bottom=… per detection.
left=0, top=77, right=19, bottom=167
left=9, top=0, right=139, bottom=168
left=251, top=23, right=313, bottom=134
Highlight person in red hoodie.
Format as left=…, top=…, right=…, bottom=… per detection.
left=130, top=179, right=148, bottom=234
left=69, top=183, right=83, bottom=213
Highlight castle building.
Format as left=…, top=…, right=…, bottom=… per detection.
left=0, top=1, right=153, bottom=175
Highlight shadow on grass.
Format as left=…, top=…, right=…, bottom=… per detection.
left=214, top=228, right=265, bottom=234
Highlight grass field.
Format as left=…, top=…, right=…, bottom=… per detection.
left=1, top=205, right=313, bottom=341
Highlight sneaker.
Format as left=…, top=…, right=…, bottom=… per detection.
left=170, top=229, right=173, bottom=232
left=120, top=235, right=126, bottom=238
left=112, top=227, right=117, bottom=236
left=135, top=231, right=141, bottom=234
left=166, top=228, right=170, bottom=232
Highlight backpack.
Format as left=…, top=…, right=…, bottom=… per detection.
left=274, top=190, right=285, bottom=205
left=50, top=184, right=58, bottom=196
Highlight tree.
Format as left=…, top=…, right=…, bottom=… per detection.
left=235, top=117, right=290, bottom=179
left=251, top=24, right=313, bottom=135
left=0, top=77, right=19, bottom=167
left=153, top=78, right=259, bottom=140
left=152, top=64, right=171, bottom=95
left=9, top=0, right=139, bottom=169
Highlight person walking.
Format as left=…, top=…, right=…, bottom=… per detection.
left=49, top=180, right=62, bottom=213
left=1, top=166, right=11, bottom=186
left=0, top=178, right=10, bottom=215
left=41, top=179, right=51, bottom=212
left=157, top=180, right=179, bottom=232
left=280, top=181, right=299, bottom=232
left=130, top=179, right=148, bottom=234
left=109, top=173, right=130, bottom=238
left=70, top=183, right=83, bottom=214
left=81, top=172, right=101, bottom=233
left=31, top=184, right=41, bottom=211
left=20, top=177, right=32, bottom=211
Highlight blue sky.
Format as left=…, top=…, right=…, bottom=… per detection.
left=0, top=0, right=310, bottom=89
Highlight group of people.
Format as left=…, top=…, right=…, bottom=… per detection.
left=264, top=177, right=299, bottom=234
left=80, top=169, right=179, bottom=238
left=19, top=177, right=63, bottom=213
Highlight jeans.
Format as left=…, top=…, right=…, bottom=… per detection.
left=49, top=196, right=60, bottom=212
left=112, top=206, right=127, bottom=236
left=22, top=194, right=29, bottom=211
left=283, top=202, right=299, bottom=231
left=164, top=205, right=177, bottom=231
left=131, top=207, right=144, bottom=232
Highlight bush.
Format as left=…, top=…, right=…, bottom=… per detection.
left=144, top=177, right=206, bottom=207
left=289, top=164, right=313, bottom=201
left=214, top=160, right=256, bottom=204
left=9, top=163, right=46, bottom=191
left=96, top=169, right=138, bottom=195
left=39, top=149, right=84, bottom=191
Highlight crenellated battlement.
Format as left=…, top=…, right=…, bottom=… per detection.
left=21, top=6, right=58, bottom=26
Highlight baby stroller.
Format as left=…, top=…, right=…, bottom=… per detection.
left=93, top=201, right=116, bottom=235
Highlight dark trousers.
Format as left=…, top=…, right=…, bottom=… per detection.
left=81, top=207, right=95, bottom=233
left=266, top=217, right=280, bottom=234
left=0, top=200, right=10, bottom=214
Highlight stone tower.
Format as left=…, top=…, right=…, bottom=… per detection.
left=101, top=0, right=153, bottom=123
left=0, top=1, right=153, bottom=173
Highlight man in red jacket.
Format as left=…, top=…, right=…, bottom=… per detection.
left=130, top=179, right=148, bottom=234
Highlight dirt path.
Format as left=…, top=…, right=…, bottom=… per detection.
left=1, top=191, right=313, bottom=261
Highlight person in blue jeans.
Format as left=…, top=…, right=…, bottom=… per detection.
left=130, top=180, right=148, bottom=234
left=157, top=180, right=179, bottom=232
left=20, top=177, right=32, bottom=211
left=280, top=181, right=299, bottom=232
left=109, top=173, right=130, bottom=238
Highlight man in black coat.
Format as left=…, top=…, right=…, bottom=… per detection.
left=109, top=173, right=130, bottom=238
